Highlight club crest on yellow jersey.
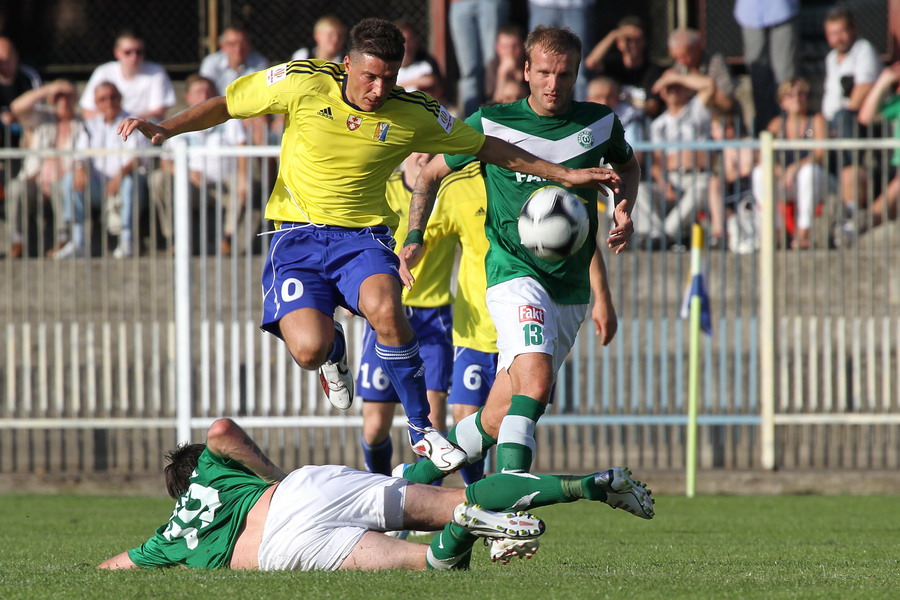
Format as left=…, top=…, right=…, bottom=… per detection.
left=346, top=115, right=363, bottom=131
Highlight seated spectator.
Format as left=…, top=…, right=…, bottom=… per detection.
left=149, top=75, right=247, bottom=254
left=200, top=25, right=269, bottom=101
left=485, top=24, right=528, bottom=106
left=80, top=30, right=175, bottom=122
left=586, top=76, right=645, bottom=146
left=751, top=77, right=828, bottom=250
left=822, top=7, right=880, bottom=137
left=821, top=7, right=881, bottom=233
left=837, top=62, right=900, bottom=245
left=0, top=36, right=41, bottom=179
left=667, top=28, right=735, bottom=116
left=6, top=80, right=82, bottom=258
left=584, top=16, right=664, bottom=118
left=57, top=82, right=150, bottom=259
left=707, top=110, right=754, bottom=249
left=292, top=15, right=346, bottom=63
left=634, top=76, right=714, bottom=247
left=395, top=19, right=445, bottom=101
left=202, top=24, right=269, bottom=146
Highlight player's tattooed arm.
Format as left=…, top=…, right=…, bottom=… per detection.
left=206, top=418, right=287, bottom=483
left=399, top=155, right=453, bottom=287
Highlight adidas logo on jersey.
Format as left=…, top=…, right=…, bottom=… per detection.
left=317, top=107, right=333, bottom=119
left=475, top=207, right=486, bottom=216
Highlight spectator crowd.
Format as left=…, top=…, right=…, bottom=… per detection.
left=1, top=3, right=897, bottom=258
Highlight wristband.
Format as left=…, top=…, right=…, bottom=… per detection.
left=403, top=228, right=424, bottom=247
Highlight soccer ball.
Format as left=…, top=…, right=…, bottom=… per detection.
left=517, top=185, right=589, bottom=261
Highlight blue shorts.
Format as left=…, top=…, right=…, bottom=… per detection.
left=448, top=347, right=498, bottom=407
left=357, top=305, right=454, bottom=402
left=260, top=224, right=400, bottom=337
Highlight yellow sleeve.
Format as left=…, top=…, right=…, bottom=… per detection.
left=411, top=103, right=486, bottom=156
left=225, top=63, right=294, bottom=119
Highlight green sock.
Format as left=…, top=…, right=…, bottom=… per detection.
left=426, top=522, right=476, bottom=570
left=402, top=408, right=497, bottom=484
left=495, top=395, right=546, bottom=473
left=465, top=472, right=593, bottom=511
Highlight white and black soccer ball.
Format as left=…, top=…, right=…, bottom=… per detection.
left=517, top=185, right=589, bottom=261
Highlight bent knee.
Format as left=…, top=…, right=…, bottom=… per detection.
left=287, top=343, right=329, bottom=370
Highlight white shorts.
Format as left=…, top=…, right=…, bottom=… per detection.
left=486, top=277, right=588, bottom=376
left=257, top=465, right=408, bottom=571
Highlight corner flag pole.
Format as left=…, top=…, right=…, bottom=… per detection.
left=685, top=223, right=703, bottom=498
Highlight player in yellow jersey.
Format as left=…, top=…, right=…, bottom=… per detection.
left=118, top=18, right=621, bottom=473
left=357, top=152, right=458, bottom=475
left=420, top=162, right=497, bottom=485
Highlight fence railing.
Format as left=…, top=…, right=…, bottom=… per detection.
left=1, top=135, right=898, bottom=475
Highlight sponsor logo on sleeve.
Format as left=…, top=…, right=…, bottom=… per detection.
left=373, top=122, right=390, bottom=141
left=518, top=305, right=545, bottom=324
left=346, top=115, right=363, bottom=131
left=266, top=64, right=288, bottom=86
left=437, top=105, right=454, bottom=134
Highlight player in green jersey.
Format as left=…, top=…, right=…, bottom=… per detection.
left=97, top=418, right=653, bottom=571
left=398, top=26, right=641, bottom=499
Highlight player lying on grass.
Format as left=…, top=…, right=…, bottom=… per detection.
left=98, top=418, right=654, bottom=572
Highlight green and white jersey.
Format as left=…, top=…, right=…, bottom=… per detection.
left=127, top=450, right=271, bottom=569
left=445, top=98, right=632, bottom=304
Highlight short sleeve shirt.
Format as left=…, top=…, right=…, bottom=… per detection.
left=445, top=98, right=633, bottom=304
left=650, top=95, right=711, bottom=144
left=127, top=450, right=271, bottom=569
left=384, top=170, right=458, bottom=307
left=225, top=60, right=485, bottom=229
left=822, top=38, right=882, bottom=121
left=80, top=61, right=176, bottom=118
left=431, top=163, right=497, bottom=352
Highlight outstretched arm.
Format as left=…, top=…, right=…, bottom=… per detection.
left=475, top=135, right=622, bottom=192
left=206, top=418, right=287, bottom=483
left=117, top=96, right=232, bottom=144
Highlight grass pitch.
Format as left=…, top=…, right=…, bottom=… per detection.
left=1, top=493, right=897, bottom=599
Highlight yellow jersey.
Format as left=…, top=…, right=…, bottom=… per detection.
left=427, top=163, right=497, bottom=353
left=225, top=60, right=486, bottom=229
left=385, top=170, right=458, bottom=308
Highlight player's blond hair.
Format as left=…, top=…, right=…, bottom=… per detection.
left=524, top=26, right=582, bottom=65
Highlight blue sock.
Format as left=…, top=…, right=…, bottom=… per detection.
left=361, top=435, right=393, bottom=475
left=327, top=326, right=345, bottom=363
left=375, top=339, right=431, bottom=443
left=458, top=459, right=486, bottom=485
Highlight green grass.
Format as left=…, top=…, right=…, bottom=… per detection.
left=1, top=494, right=898, bottom=599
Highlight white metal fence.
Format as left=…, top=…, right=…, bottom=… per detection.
left=1, top=136, right=898, bottom=475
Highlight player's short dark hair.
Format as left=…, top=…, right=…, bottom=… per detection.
left=348, top=18, right=405, bottom=63
left=525, top=26, right=582, bottom=64
left=164, top=443, right=206, bottom=499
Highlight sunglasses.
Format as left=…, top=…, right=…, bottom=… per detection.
left=120, top=48, right=144, bottom=56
